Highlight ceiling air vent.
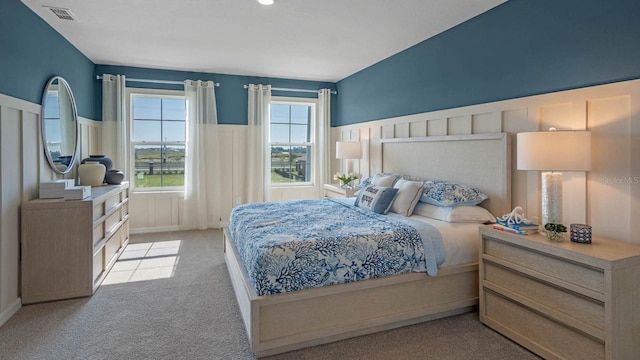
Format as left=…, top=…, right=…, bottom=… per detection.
left=44, top=6, right=78, bottom=21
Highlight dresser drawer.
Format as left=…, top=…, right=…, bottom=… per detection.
left=105, top=226, right=122, bottom=265
left=483, top=237, right=604, bottom=294
left=93, top=222, right=104, bottom=243
left=483, top=261, right=605, bottom=333
left=93, top=202, right=104, bottom=221
left=483, top=289, right=604, bottom=360
left=104, top=191, right=121, bottom=214
left=104, top=209, right=121, bottom=235
left=93, top=248, right=105, bottom=283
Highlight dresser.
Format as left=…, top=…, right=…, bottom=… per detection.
left=21, top=182, right=130, bottom=304
left=479, top=226, right=640, bottom=360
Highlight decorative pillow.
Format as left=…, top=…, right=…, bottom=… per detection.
left=389, top=179, right=424, bottom=217
left=360, top=173, right=400, bottom=188
left=354, top=185, right=399, bottom=214
left=413, top=203, right=496, bottom=223
left=420, top=180, right=488, bottom=207
left=371, top=174, right=398, bottom=187
left=357, top=173, right=401, bottom=196
left=400, top=174, right=426, bottom=182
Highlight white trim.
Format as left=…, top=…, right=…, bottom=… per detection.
left=379, top=132, right=505, bottom=143
left=0, top=297, right=21, bottom=327
left=0, top=93, right=41, bottom=113
left=269, top=96, right=319, bottom=191
left=126, top=87, right=186, bottom=193
left=129, top=225, right=186, bottom=235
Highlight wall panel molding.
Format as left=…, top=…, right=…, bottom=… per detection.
left=0, top=93, right=99, bottom=325
left=334, top=79, right=640, bottom=243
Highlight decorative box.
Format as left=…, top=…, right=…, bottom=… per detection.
left=63, top=186, right=91, bottom=200
left=570, top=224, right=592, bottom=244
left=40, top=179, right=75, bottom=199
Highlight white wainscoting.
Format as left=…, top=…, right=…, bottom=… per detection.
left=0, top=93, right=100, bottom=326
left=333, top=79, right=640, bottom=244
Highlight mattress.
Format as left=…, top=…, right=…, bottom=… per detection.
left=408, top=214, right=480, bottom=267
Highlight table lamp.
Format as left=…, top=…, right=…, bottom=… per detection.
left=336, top=141, right=362, bottom=175
left=517, top=128, right=591, bottom=225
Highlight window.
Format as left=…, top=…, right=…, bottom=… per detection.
left=269, top=98, right=316, bottom=186
left=129, top=90, right=186, bottom=190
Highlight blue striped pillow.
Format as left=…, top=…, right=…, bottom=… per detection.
left=354, top=185, right=399, bottom=214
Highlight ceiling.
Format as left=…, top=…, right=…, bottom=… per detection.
left=21, top=0, right=507, bottom=83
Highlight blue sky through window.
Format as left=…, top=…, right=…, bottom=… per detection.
left=270, top=104, right=310, bottom=143
left=133, top=97, right=185, bottom=142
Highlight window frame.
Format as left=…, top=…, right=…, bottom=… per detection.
left=126, top=87, right=187, bottom=193
left=269, top=96, right=318, bottom=188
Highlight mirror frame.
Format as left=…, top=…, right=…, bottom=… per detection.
left=41, top=76, right=79, bottom=175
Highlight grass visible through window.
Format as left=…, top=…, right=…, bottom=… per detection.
left=135, top=173, right=184, bottom=187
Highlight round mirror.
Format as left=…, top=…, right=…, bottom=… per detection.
left=41, top=76, right=78, bottom=174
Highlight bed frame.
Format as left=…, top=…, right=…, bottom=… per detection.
left=224, top=133, right=511, bottom=357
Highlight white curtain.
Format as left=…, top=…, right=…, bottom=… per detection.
left=102, top=74, right=127, bottom=171
left=183, top=80, right=221, bottom=230
left=318, top=89, right=332, bottom=190
left=246, top=84, right=271, bottom=203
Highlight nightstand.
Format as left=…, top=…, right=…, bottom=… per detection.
left=479, top=226, right=640, bottom=360
left=323, top=183, right=358, bottom=198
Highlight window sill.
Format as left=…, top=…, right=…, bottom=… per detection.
left=131, top=189, right=184, bottom=195
left=271, top=184, right=315, bottom=189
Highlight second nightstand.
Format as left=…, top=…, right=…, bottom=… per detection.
left=479, top=225, right=640, bottom=360
left=323, top=183, right=358, bottom=198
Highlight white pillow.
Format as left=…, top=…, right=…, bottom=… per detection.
left=390, top=179, right=424, bottom=217
left=371, top=174, right=397, bottom=187
left=413, top=203, right=496, bottom=223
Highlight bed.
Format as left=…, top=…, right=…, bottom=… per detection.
left=224, top=133, right=511, bottom=357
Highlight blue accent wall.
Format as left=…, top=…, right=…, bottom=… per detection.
left=0, top=0, right=335, bottom=125
left=335, top=0, right=640, bottom=126
left=6, top=0, right=640, bottom=127
left=95, top=65, right=337, bottom=126
left=0, top=0, right=95, bottom=119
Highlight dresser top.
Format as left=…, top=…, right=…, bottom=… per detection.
left=480, top=225, right=640, bottom=268
left=24, top=182, right=129, bottom=208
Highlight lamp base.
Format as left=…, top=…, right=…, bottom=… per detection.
left=541, top=172, right=562, bottom=225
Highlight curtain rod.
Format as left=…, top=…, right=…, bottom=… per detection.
left=95, top=75, right=220, bottom=87
left=243, top=84, right=337, bottom=95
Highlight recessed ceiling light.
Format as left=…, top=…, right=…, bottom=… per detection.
left=257, top=0, right=274, bottom=5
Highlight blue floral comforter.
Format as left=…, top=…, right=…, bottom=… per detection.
left=228, top=198, right=445, bottom=296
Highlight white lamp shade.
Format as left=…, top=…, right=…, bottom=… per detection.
left=336, top=141, right=362, bottom=160
left=517, top=131, right=591, bottom=171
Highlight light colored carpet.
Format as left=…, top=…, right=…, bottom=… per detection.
left=0, top=229, right=540, bottom=360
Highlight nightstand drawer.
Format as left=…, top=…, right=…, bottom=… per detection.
left=483, top=237, right=604, bottom=295
left=324, top=190, right=345, bottom=199
left=483, top=261, right=605, bottom=332
left=483, top=289, right=604, bottom=360
left=323, top=184, right=358, bottom=198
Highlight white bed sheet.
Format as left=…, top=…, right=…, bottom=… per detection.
left=408, top=214, right=481, bottom=267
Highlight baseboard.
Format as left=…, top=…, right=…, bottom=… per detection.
left=0, top=297, right=22, bottom=327
left=130, top=225, right=186, bottom=234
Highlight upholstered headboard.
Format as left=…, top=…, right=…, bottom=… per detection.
left=380, top=133, right=511, bottom=217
